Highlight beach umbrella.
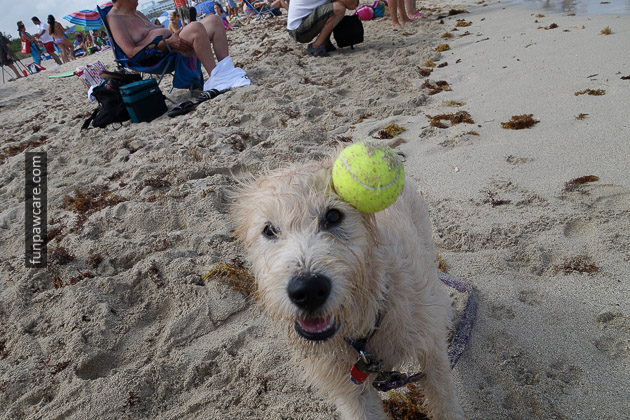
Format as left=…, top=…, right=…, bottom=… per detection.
left=196, top=1, right=218, bottom=15
left=158, top=11, right=172, bottom=28
left=65, top=24, right=96, bottom=34
left=63, top=10, right=104, bottom=30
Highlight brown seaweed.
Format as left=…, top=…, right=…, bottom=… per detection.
left=378, top=123, right=407, bottom=139
left=501, top=114, right=539, bottom=129
left=555, top=256, right=599, bottom=274
left=421, top=80, right=452, bottom=95
left=564, top=175, right=599, bottom=192
left=574, top=89, right=606, bottom=96
left=426, top=111, right=474, bottom=128
left=203, top=258, right=256, bottom=296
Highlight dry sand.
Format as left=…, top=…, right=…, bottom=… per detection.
left=1, top=0, right=629, bottom=419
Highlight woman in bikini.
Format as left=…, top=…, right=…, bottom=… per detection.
left=47, top=15, right=75, bottom=63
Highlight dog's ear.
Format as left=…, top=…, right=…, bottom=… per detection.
left=228, top=178, right=260, bottom=249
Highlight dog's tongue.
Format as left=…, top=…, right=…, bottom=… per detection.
left=299, top=316, right=333, bottom=333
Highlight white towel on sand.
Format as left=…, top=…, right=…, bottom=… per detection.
left=203, top=56, right=251, bottom=92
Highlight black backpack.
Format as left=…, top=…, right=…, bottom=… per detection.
left=82, top=75, right=139, bottom=129
left=333, top=15, right=364, bottom=49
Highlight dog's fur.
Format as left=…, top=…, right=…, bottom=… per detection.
left=231, top=146, right=465, bottom=420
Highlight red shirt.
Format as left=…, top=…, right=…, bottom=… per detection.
left=173, top=0, right=188, bottom=7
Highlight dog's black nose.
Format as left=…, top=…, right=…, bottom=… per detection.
left=287, top=273, right=331, bottom=313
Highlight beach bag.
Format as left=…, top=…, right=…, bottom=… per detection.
left=119, top=79, right=168, bottom=123
left=82, top=78, right=133, bottom=129
left=372, top=0, right=386, bottom=17
left=27, top=63, right=45, bottom=73
left=333, top=15, right=364, bottom=49
left=356, top=4, right=374, bottom=20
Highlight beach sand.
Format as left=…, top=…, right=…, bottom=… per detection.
left=1, top=1, right=629, bottom=419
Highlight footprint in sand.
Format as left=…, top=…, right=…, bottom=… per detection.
left=594, top=310, right=630, bottom=360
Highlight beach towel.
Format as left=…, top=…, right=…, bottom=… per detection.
left=203, top=56, right=250, bottom=91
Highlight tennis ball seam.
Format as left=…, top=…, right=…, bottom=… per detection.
left=338, top=155, right=402, bottom=191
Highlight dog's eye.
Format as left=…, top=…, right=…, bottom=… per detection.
left=323, top=209, right=343, bottom=228
left=262, top=223, right=279, bottom=239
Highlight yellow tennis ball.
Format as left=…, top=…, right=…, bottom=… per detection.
left=332, top=141, right=405, bottom=213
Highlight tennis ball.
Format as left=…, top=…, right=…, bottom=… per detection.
left=332, top=141, right=405, bottom=213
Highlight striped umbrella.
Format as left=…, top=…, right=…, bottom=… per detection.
left=65, top=24, right=91, bottom=34
left=63, top=10, right=103, bottom=30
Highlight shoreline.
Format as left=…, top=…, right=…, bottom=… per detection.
left=1, top=1, right=629, bottom=419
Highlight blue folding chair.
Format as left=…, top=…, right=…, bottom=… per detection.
left=97, top=5, right=203, bottom=96
left=242, top=0, right=278, bottom=20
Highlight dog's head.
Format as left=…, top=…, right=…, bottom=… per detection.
left=231, top=156, right=384, bottom=347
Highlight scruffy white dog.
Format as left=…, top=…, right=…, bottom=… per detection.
left=231, top=143, right=465, bottom=420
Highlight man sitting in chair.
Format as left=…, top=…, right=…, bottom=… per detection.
left=287, top=0, right=357, bottom=57
left=107, top=0, right=229, bottom=77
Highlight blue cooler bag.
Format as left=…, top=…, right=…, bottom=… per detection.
left=120, top=79, right=167, bottom=123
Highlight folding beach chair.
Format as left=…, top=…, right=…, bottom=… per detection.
left=97, top=5, right=203, bottom=96
left=242, top=0, right=277, bottom=20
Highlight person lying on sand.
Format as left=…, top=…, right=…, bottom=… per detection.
left=287, top=0, right=358, bottom=57
left=107, top=0, right=229, bottom=77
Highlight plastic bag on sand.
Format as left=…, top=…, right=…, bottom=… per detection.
left=203, top=56, right=250, bottom=92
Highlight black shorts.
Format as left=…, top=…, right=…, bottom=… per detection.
left=288, top=2, right=335, bottom=44
left=0, top=49, right=13, bottom=66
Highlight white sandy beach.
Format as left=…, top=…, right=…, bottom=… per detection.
left=1, top=0, right=629, bottom=419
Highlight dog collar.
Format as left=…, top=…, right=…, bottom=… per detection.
left=343, top=272, right=478, bottom=392
left=345, top=317, right=425, bottom=390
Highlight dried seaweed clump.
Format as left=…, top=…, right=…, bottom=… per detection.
left=382, top=386, right=429, bottom=420
left=443, top=100, right=466, bottom=107
left=203, top=259, right=256, bottom=295
left=418, top=67, right=433, bottom=77
left=378, top=123, right=407, bottom=139
left=424, top=60, right=436, bottom=67
left=421, top=80, right=451, bottom=95
left=574, top=89, right=606, bottom=96
left=455, top=20, right=472, bottom=27
left=575, top=113, right=588, bottom=120
left=48, top=246, right=76, bottom=266
left=500, top=114, right=539, bottom=130
left=600, top=26, right=612, bottom=35
left=436, top=253, right=448, bottom=272
left=61, top=185, right=127, bottom=216
left=441, top=32, right=454, bottom=38
left=564, top=175, right=599, bottom=192
left=427, top=111, right=474, bottom=128
left=435, top=44, right=450, bottom=52
left=538, top=23, right=558, bottom=30
left=555, top=256, right=599, bottom=274
left=0, top=136, right=48, bottom=165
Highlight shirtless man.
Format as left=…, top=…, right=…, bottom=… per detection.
left=107, top=0, right=228, bottom=76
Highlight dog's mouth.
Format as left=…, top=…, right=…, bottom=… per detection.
left=294, top=315, right=339, bottom=342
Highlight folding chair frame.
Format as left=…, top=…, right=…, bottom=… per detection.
left=97, top=5, right=202, bottom=100
left=242, top=0, right=277, bottom=20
